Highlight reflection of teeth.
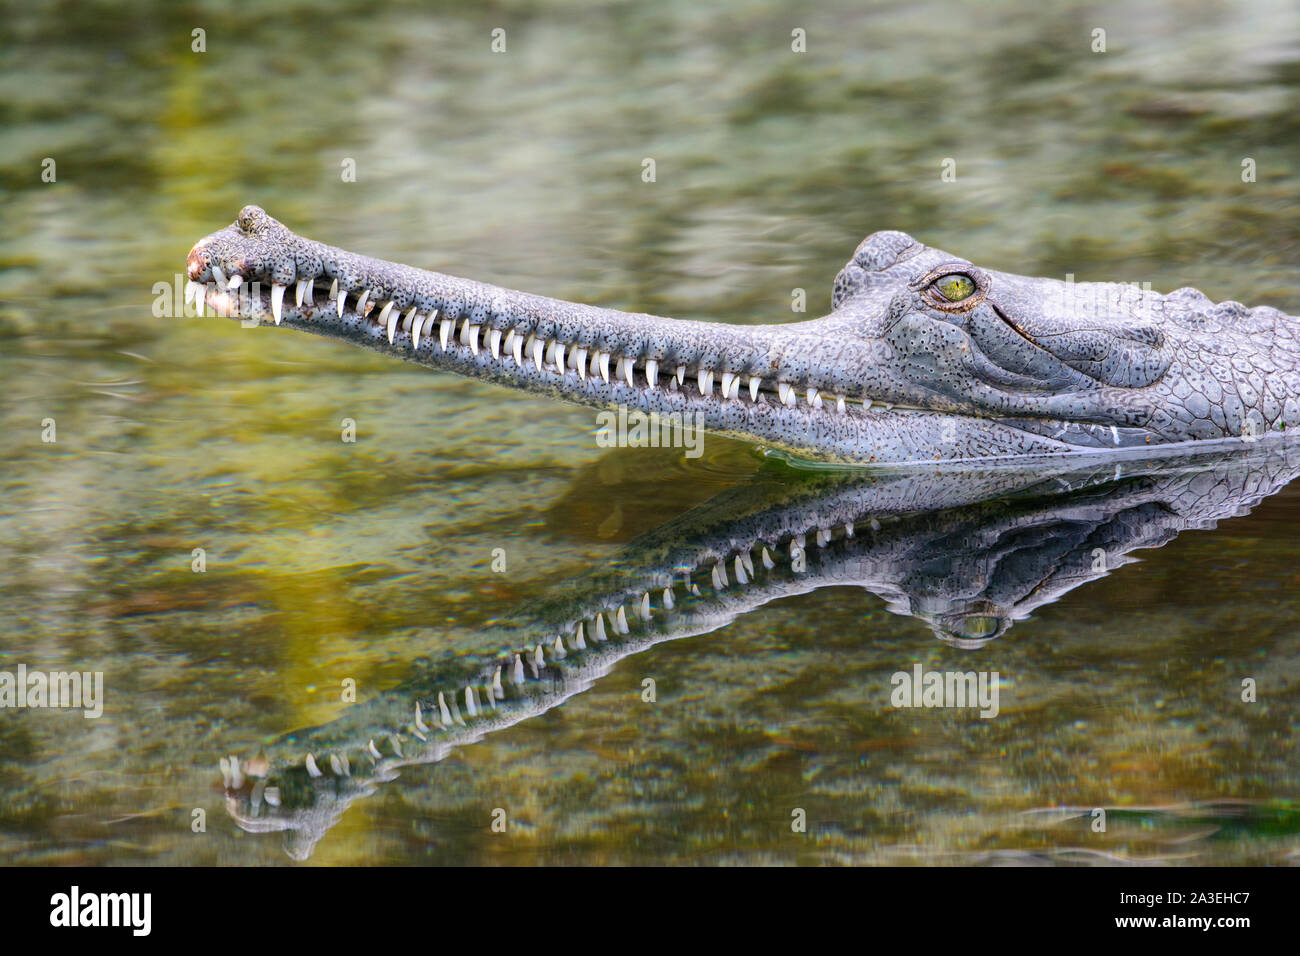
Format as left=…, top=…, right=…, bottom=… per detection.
left=264, top=787, right=281, bottom=807
left=305, top=753, right=322, bottom=777
left=492, top=666, right=504, bottom=699
left=662, top=586, right=674, bottom=609
left=368, top=739, right=382, bottom=759
left=512, top=653, right=525, bottom=684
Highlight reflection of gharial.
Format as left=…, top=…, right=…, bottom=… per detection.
left=220, top=443, right=1300, bottom=859
left=185, top=207, right=1300, bottom=464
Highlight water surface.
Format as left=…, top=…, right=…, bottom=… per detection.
left=1, top=0, right=1298, bottom=864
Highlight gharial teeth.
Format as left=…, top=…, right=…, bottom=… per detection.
left=573, top=347, right=587, bottom=380
left=355, top=288, right=371, bottom=316
left=622, top=356, right=635, bottom=387
left=836, top=394, right=846, bottom=414
left=336, top=283, right=347, bottom=318
left=645, top=359, right=658, bottom=388
left=778, top=382, right=793, bottom=406
left=727, top=374, right=741, bottom=399
left=675, top=365, right=686, bottom=386
left=468, top=323, right=480, bottom=355
left=507, top=329, right=522, bottom=366
left=554, top=341, right=565, bottom=374
left=302, top=280, right=313, bottom=305
left=598, top=351, right=611, bottom=384
left=378, top=298, right=395, bottom=332
left=721, top=372, right=735, bottom=397
left=270, top=283, right=285, bottom=325
left=698, top=369, right=714, bottom=395
left=385, top=305, right=400, bottom=344
left=532, top=337, right=545, bottom=372
left=749, top=377, right=761, bottom=400
left=807, top=388, right=822, bottom=408
left=490, top=328, right=502, bottom=359
left=409, top=308, right=424, bottom=348
left=440, top=315, right=454, bottom=350
left=294, top=278, right=308, bottom=307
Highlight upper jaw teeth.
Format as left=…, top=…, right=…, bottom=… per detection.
left=196, top=275, right=901, bottom=416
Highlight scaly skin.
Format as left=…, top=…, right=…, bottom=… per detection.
left=185, top=206, right=1300, bottom=464
left=220, top=443, right=1300, bottom=859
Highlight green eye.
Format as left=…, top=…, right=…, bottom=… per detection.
left=933, top=274, right=976, bottom=302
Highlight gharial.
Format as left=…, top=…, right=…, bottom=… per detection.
left=184, top=206, right=1300, bottom=465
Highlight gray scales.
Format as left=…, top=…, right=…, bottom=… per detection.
left=218, top=444, right=1300, bottom=859
left=186, top=206, right=1300, bottom=465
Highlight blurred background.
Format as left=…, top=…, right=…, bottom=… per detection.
left=0, top=0, right=1298, bottom=864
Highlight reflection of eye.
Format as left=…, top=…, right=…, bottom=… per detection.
left=933, top=273, right=976, bottom=302
left=957, top=614, right=1001, bottom=639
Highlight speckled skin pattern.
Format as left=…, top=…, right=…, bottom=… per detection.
left=219, top=443, right=1300, bottom=858
left=186, top=206, right=1300, bottom=464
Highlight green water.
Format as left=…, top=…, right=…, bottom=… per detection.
left=1, top=0, right=1298, bottom=865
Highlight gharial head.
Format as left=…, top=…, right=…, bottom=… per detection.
left=185, top=206, right=1298, bottom=464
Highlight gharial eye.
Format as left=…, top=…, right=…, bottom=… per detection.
left=933, top=273, right=976, bottom=302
